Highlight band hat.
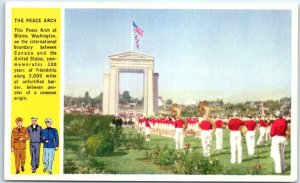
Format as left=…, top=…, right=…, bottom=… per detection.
left=31, top=116, right=38, bottom=120
left=45, top=118, right=53, bottom=123
left=15, top=117, right=23, bottom=123
left=273, top=110, right=282, bottom=117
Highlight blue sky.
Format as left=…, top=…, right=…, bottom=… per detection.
left=65, top=9, right=291, bottom=103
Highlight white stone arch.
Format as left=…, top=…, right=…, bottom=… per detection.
left=103, top=52, right=158, bottom=116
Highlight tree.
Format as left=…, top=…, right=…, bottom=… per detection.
left=84, top=91, right=90, bottom=99
left=219, top=99, right=224, bottom=107
left=165, top=99, right=173, bottom=105
left=99, top=92, right=103, bottom=101
left=121, top=90, right=132, bottom=103
left=91, top=92, right=103, bottom=106
left=84, top=91, right=90, bottom=105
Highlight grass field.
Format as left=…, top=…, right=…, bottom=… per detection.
left=64, top=127, right=290, bottom=175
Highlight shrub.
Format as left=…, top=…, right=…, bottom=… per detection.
left=64, top=158, right=77, bottom=174
left=82, top=115, right=115, bottom=140
left=64, top=114, right=85, bottom=136
left=146, top=145, right=180, bottom=166
left=114, top=131, right=145, bottom=150
left=64, top=114, right=115, bottom=139
left=123, top=133, right=145, bottom=150
left=146, top=145, right=224, bottom=175
left=85, top=133, right=114, bottom=156
left=64, top=157, right=116, bottom=174
left=177, top=151, right=224, bottom=174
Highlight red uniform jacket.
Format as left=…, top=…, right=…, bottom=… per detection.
left=259, top=119, right=268, bottom=127
left=174, top=120, right=184, bottom=128
left=215, top=120, right=224, bottom=129
left=199, top=120, right=212, bottom=130
left=244, top=120, right=257, bottom=131
left=228, top=118, right=244, bottom=131
left=270, top=118, right=287, bottom=137
left=145, top=120, right=151, bottom=129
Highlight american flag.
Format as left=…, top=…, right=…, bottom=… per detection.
left=133, top=21, right=144, bottom=49
left=134, top=34, right=139, bottom=49
left=133, top=21, right=144, bottom=37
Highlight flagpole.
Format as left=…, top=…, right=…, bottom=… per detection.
left=130, top=22, right=133, bottom=52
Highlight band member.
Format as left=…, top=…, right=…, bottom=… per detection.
left=173, top=117, right=186, bottom=150
left=265, top=119, right=272, bottom=142
left=215, top=117, right=224, bottom=150
left=197, top=101, right=215, bottom=133
left=228, top=113, right=244, bottom=164
left=11, top=117, right=30, bottom=174
left=138, top=117, right=145, bottom=133
left=257, top=116, right=268, bottom=145
left=199, top=119, right=213, bottom=156
left=195, top=117, right=201, bottom=138
left=27, top=116, right=43, bottom=173
left=244, top=116, right=257, bottom=156
left=168, top=117, right=175, bottom=137
left=144, top=118, right=151, bottom=141
left=115, top=115, right=123, bottom=128
left=171, top=104, right=187, bottom=150
left=42, top=118, right=59, bottom=175
left=270, top=110, right=289, bottom=174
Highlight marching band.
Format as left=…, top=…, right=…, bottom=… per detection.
left=120, top=101, right=290, bottom=174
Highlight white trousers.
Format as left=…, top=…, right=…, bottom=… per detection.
left=246, top=131, right=255, bottom=155
left=257, top=127, right=266, bottom=145
left=266, top=126, right=271, bottom=141
left=215, top=128, right=223, bottom=150
left=175, top=128, right=184, bottom=150
left=271, top=136, right=286, bottom=173
left=230, top=131, right=242, bottom=163
left=145, top=127, right=151, bottom=135
left=201, top=130, right=212, bottom=156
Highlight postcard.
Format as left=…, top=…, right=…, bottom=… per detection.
left=4, top=2, right=298, bottom=182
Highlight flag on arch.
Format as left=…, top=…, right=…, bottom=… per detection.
left=133, top=21, right=144, bottom=49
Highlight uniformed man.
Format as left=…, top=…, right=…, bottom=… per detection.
left=27, top=117, right=43, bottom=173
left=11, top=117, right=30, bottom=174
left=228, top=113, right=244, bottom=163
left=41, top=118, right=59, bottom=175
left=138, top=117, right=145, bottom=134
left=215, top=117, right=224, bottom=150
left=171, top=104, right=187, bottom=150
left=173, top=117, right=186, bottom=150
left=199, top=119, right=213, bottom=156
left=257, top=116, right=268, bottom=145
left=270, top=110, right=289, bottom=174
left=144, top=118, right=151, bottom=141
left=244, top=116, right=257, bottom=156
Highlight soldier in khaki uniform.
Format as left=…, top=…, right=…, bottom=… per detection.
left=11, top=117, right=30, bottom=174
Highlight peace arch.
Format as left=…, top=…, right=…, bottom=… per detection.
left=102, top=52, right=159, bottom=116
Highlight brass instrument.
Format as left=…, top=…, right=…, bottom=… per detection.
left=197, top=101, right=215, bottom=133
left=171, top=103, right=187, bottom=130
left=239, top=125, right=248, bottom=134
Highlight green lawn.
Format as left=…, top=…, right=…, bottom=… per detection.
left=64, top=128, right=290, bottom=175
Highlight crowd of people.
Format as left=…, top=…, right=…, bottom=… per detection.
left=132, top=109, right=290, bottom=174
